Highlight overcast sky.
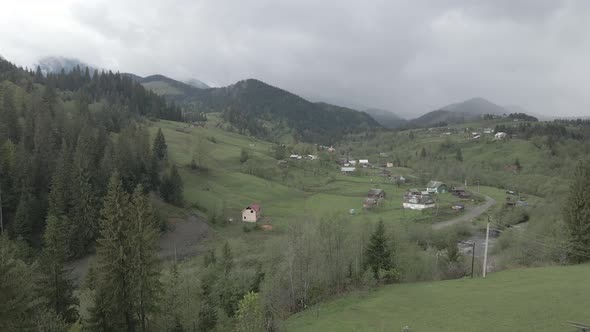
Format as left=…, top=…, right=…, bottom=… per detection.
left=2, top=0, right=590, bottom=117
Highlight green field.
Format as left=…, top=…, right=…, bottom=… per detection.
left=286, top=264, right=590, bottom=331
left=149, top=118, right=502, bottom=231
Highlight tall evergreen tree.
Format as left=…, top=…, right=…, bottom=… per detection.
left=129, top=185, right=161, bottom=332
left=90, top=173, right=132, bottom=331
left=153, top=128, right=167, bottom=161
left=69, top=132, right=99, bottom=255
left=12, top=190, right=33, bottom=243
left=197, top=283, right=217, bottom=332
left=563, top=161, right=590, bottom=263
left=364, top=220, right=392, bottom=279
left=38, top=215, right=78, bottom=323
left=47, top=142, right=72, bottom=217
left=161, top=165, right=183, bottom=206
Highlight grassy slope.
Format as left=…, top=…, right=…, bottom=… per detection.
left=286, top=264, right=590, bottom=332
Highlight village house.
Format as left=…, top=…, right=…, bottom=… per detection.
left=341, top=166, right=356, bottom=175
left=483, top=128, right=493, bottom=134
left=359, top=159, right=370, bottom=167
left=379, top=169, right=391, bottom=177
left=242, top=204, right=261, bottom=223
left=386, top=162, right=394, bottom=168
left=402, top=189, right=435, bottom=210
left=426, top=181, right=448, bottom=194
left=328, top=146, right=336, bottom=152
left=290, top=154, right=302, bottom=160
left=393, top=175, right=406, bottom=184
left=364, top=188, right=385, bottom=209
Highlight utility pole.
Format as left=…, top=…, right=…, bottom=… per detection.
left=0, top=182, right=3, bottom=234
left=483, top=217, right=490, bottom=278
left=470, top=241, right=475, bottom=278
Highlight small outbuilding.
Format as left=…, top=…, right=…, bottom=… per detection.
left=341, top=167, right=356, bottom=175
left=242, top=204, right=261, bottom=223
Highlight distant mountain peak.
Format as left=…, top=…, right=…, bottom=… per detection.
left=184, top=78, right=209, bottom=89
left=36, top=56, right=95, bottom=75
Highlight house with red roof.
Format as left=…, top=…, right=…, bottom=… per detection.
left=242, top=204, right=261, bottom=223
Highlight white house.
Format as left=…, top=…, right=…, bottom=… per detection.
left=341, top=167, right=356, bottom=174
left=483, top=128, right=493, bottom=134
left=495, top=132, right=508, bottom=140
left=426, top=181, right=448, bottom=194
left=359, top=159, right=370, bottom=166
left=386, top=162, right=394, bottom=168
left=242, top=204, right=261, bottom=223
left=289, top=154, right=302, bottom=160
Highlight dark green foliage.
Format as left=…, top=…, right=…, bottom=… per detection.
left=455, top=148, right=463, bottom=162
left=38, top=215, right=78, bottom=323
left=563, top=161, right=590, bottom=263
left=240, top=148, right=249, bottom=164
left=221, top=241, right=234, bottom=275
left=129, top=185, right=162, bottom=332
left=364, top=220, right=392, bottom=279
left=197, top=283, right=217, bottom=332
left=0, top=235, right=38, bottom=330
left=48, top=142, right=73, bottom=217
left=273, top=144, right=286, bottom=160
left=91, top=174, right=132, bottom=331
left=12, top=191, right=34, bottom=243
left=153, top=128, right=168, bottom=161
left=161, top=165, right=184, bottom=206
left=203, top=249, right=216, bottom=268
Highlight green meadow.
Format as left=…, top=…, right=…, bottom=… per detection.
left=286, top=264, right=590, bottom=332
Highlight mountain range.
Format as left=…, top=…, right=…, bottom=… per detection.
left=33, top=55, right=534, bottom=141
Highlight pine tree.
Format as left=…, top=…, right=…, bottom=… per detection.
left=240, top=148, right=249, bottom=164
left=455, top=148, right=463, bottom=162
left=364, top=220, right=392, bottom=279
left=221, top=241, right=234, bottom=275
left=129, top=185, right=162, bottom=332
left=197, top=283, right=217, bottom=332
left=0, top=235, right=38, bottom=330
left=69, top=133, right=99, bottom=255
left=12, top=190, right=33, bottom=243
left=38, top=215, right=78, bottom=323
left=90, top=173, right=132, bottom=331
left=161, top=165, right=183, bottom=206
left=48, top=142, right=72, bottom=217
left=153, top=128, right=167, bottom=161
left=563, top=161, right=590, bottom=263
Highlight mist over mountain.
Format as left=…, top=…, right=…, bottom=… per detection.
left=364, top=108, right=407, bottom=128
left=36, top=56, right=96, bottom=75
left=410, top=97, right=510, bottom=127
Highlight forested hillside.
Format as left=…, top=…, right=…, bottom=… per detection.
left=0, top=58, right=184, bottom=329
left=140, top=76, right=380, bottom=144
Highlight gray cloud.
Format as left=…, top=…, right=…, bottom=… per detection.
left=2, top=0, right=590, bottom=117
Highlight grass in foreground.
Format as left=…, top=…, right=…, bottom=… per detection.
left=286, top=264, right=590, bottom=332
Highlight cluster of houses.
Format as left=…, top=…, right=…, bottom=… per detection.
left=339, top=158, right=371, bottom=174
left=289, top=154, right=318, bottom=160
left=401, top=181, right=448, bottom=210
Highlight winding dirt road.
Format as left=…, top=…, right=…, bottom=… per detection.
left=433, top=194, right=496, bottom=230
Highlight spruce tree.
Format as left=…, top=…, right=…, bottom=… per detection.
left=70, top=133, right=99, bottom=255
left=197, top=283, right=217, bottom=332
left=48, top=142, right=72, bottom=217
left=364, top=220, right=392, bottom=279
left=38, top=215, right=78, bottom=323
left=455, top=148, right=463, bottom=162
left=563, top=161, right=590, bottom=263
left=0, top=235, right=37, bottom=330
left=13, top=191, right=33, bottom=243
left=129, top=185, right=162, bottom=332
left=91, top=173, right=132, bottom=331
left=161, top=165, right=183, bottom=206
left=153, top=128, right=167, bottom=161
